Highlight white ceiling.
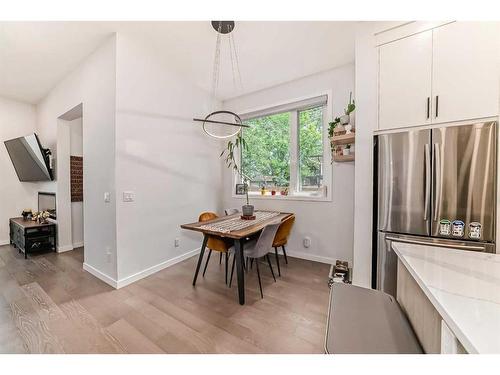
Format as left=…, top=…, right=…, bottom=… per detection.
left=0, top=21, right=357, bottom=104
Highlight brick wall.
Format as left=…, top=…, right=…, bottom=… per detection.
left=70, top=156, right=83, bottom=202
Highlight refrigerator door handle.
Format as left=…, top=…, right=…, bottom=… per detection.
left=424, top=144, right=431, bottom=220
left=433, top=143, right=441, bottom=221
left=385, top=236, right=486, bottom=251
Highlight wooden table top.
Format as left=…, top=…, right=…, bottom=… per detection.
left=10, top=217, right=55, bottom=229
left=181, top=211, right=294, bottom=239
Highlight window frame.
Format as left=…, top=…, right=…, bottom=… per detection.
left=231, top=91, right=333, bottom=202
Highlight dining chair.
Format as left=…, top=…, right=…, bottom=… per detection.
left=272, top=215, right=295, bottom=276
left=197, top=212, right=234, bottom=284
left=229, top=222, right=280, bottom=299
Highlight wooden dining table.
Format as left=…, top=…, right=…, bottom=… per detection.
left=180, top=211, right=294, bottom=305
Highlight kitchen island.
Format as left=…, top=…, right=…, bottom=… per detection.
left=392, top=242, right=500, bottom=354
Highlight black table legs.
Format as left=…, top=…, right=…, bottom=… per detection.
left=192, top=235, right=208, bottom=286
left=234, top=239, right=245, bottom=305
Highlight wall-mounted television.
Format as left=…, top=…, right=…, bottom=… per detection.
left=4, top=133, right=53, bottom=182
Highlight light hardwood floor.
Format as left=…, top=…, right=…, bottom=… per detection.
left=0, top=244, right=330, bottom=353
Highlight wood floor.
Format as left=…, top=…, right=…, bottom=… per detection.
left=0, top=244, right=330, bottom=353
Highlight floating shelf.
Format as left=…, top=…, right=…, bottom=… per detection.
left=333, top=154, right=355, bottom=162
left=330, top=132, right=355, bottom=145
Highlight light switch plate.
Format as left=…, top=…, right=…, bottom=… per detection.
left=123, top=191, right=134, bottom=202
left=104, top=192, right=111, bottom=203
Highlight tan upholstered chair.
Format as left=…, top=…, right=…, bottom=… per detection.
left=272, top=215, right=295, bottom=276
left=197, top=212, right=234, bottom=284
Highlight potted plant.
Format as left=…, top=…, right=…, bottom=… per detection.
left=241, top=181, right=254, bottom=216
left=343, top=144, right=351, bottom=156
left=220, top=135, right=255, bottom=216
left=280, top=187, right=288, bottom=196
left=340, top=92, right=356, bottom=128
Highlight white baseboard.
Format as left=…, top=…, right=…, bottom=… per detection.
left=116, top=248, right=200, bottom=289
left=83, top=262, right=118, bottom=288
left=57, top=244, right=74, bottom=253
left=0, top=239, right=10, bottom=246
left=285, top=250, right=336, bottom=265
left=72, top=241, right=84, bottom=248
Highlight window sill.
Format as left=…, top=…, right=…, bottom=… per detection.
left=231, top=193, right=331, bottom=203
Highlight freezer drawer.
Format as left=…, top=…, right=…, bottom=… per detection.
left=378, top=129, right=431, bottom=236
left=325, top=283, right=422, bottom=354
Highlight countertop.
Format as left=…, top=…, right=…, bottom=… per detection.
left=392, top=242, right=500, bottom=354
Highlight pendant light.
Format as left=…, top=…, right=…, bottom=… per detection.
left=193, top=21, right=248, bottom=139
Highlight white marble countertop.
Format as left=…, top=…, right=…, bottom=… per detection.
left=392, top=242, right=500, bottom=354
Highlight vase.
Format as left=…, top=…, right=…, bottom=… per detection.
left=342, top=148, right=350, bottom=156
left=340, top=114, right=350, bottom=125
left=242, top=205, right=254, bottom=216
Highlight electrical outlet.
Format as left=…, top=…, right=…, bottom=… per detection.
left=106, top=247, right=112, bottom=263
left=123, top=191, right=134, bottom=202
left=104, top=192, right=111, bottom=203
left=303, top=237, right=311, bottom=248
left=174, top=238, right=180, bottom=248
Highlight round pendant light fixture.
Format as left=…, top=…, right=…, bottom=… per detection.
left=193, top=21, right=246, bottom=139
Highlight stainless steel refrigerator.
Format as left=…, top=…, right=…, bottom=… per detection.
left=375, top=121, right=497, bottom=297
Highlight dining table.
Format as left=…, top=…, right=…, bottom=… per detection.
left=180, top=210, right=294, bottom=305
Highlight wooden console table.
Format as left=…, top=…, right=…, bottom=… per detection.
left=9, top=217, right=56, bottom=259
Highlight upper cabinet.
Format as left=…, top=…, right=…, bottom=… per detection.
left=379, top=31, right=433, bottom=130
left=432, top=22, right=500, bottom=124
left=378, top=22, right=500, bottom=131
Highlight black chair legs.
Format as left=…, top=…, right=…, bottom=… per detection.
left=229, top=254, right=236, bottom=288
left=274, top=247, right=281, bottom=276
left=202, top=249, right=212, bottom=277
left=255, top=260, right=263, bottom=299
left=282, top=245, right=288, bottom=264
left=225, top=253, right=229, bottom=284
left=219, top=252, right=222, bottom=264
left=266, top=254, right=276, bottom=282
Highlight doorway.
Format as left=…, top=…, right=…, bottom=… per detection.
left=57, top=104, right=84, bottom=256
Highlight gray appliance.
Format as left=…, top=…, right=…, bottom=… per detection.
left=376, top=121, right=497, bottom=297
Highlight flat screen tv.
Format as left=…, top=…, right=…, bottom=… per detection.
left=4, top=133, right=53, bottom=182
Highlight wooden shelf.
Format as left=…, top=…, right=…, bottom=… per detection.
left=333, top=154, right=355, bottom=162
left=330, top=132, right=355, bottom=145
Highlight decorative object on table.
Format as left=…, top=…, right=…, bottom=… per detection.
left=21, top=209, right=32, bottom=221
left=193, top=21, right=248, bottom=140
left=70, top=155, right=83, bottom=202
left=240, top=214, right=256, bottom=220
left=31, top=210, right=51, bottom=224
left=241, top=182, right=254, bottom=217
left=235, top=183, right=246, bottom=195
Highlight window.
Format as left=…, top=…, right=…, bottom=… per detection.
left=238, top=96, right=328, bottom=199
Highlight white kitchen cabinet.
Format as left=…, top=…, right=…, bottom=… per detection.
left=378, top=22, right=500, bottom=130
left=432, top=22, right=500, bottom=123
left=379, top=30, right=433, bottom=130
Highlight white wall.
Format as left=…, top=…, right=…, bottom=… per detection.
left=114, top=33, right=223, bottom=285
left=221, top=64, right=356, bottom=264
left=352, top=24, right=379, bottom=287
left=0, top=97, right=38, bottom=244
left=36, top=35, right=118, bottom=280
left=69, top=117, right=84, bottom=248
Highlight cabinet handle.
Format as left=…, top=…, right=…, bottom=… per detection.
left=435, top=95, right=439, bottom=118
left=426, top=97, right=430, bottom=119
